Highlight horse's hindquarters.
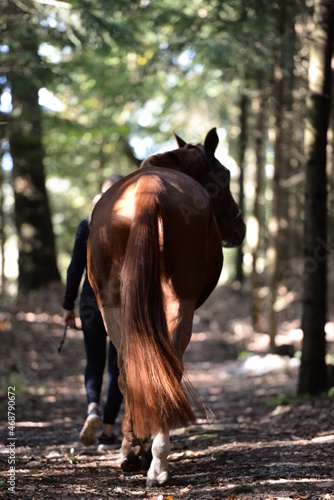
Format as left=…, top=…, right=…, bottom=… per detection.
left=99, top=306, right=121, bottom=351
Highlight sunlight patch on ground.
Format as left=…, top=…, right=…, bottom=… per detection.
left=311, top=434, right=334, bottom=444
left=263, top=479, right=333, bottom=498
left=276, top=327, right=303, bottom=343
left=16, top=311, right=50, bottom=323
left=247, top=333, right=271, bottom=352
left=16, top=421, right=54, bottom=428
left=220, top=354, right=300, bottom=379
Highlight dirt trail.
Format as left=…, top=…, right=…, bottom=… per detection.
left=1, top=285, right=334, bottom=499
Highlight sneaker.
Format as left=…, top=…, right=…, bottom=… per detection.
left=79, top=407, right=101, bottom=446
left=97, top=433, right=122, bottom=451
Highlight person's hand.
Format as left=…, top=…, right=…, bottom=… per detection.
left=63, top=310, right=76, bottom=329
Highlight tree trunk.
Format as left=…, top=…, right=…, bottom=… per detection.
left=268, top=1, right=285, bottom=350
left=0, top=145, right=5, bottom=295
left=329, top=61, right=334, bottom=246
left=268, top=0, right=296, bottom=350
left=298, top=0, right=333, bottom=395
left=251, top=92, right=266, bottom=331
left=235, top=90, right=247, bottom=283
left=8, top=26, right=60, bottom=293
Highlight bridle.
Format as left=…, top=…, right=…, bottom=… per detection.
left=197, top=146, right=242, bottom=238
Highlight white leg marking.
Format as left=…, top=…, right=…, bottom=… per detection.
left=146, top=432, right=171, bottom=486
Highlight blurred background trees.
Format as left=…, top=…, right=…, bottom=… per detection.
left=298, top=0, right=333, bottom=395
left=0, top=0, right=333, bottom=395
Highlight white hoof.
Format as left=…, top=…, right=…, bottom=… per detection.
left=146, top=470, right=170, bottom=487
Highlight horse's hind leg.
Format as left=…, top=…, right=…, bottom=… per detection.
left=120, top=398, right=152, bottom=473
left=146, top=430, right=170, bottom=487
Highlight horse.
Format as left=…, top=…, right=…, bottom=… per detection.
left=87, top=128, right=246, bottom=486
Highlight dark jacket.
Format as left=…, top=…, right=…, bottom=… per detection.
left=63, top=218, right=96, bottom=310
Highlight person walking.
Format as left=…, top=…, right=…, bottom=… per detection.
left=63, top=176, right=123, bottom=450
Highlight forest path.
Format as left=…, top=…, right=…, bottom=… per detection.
left=1, top=284, right=334, bottom=499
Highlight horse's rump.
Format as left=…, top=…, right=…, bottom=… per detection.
left=120, top=174, right=195, bottom=439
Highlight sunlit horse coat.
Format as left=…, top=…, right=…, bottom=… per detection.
left=87, top=128, right=246, bottom=486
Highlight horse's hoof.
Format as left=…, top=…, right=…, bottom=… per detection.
left=146, top=471, right=170, bottom=487
left=121, top=455, right=147, bottom=473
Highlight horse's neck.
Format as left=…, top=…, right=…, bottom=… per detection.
left=142, top=152, right=206, bottom=187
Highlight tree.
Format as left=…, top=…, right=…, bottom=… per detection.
left=235, top=90, right=248, bottom=283
left=250, top=90, right=267, bottom=331
left=1, top=0, right=139, bottom=291
left=267, top=0, right=298, bottom=350
left=0, top=140, right=6, bottom=295
left=1, top=0, right=330, bottom=316
left=3, top=1, right=61, bottom=293
left=298, top=0, right=333, bottom=395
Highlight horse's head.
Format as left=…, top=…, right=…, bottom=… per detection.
left=142, top=128, right=246, bottom=248
left=189, top=128, right=246, bottom=248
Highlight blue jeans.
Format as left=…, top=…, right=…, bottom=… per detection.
left=80, top=299, right=123, bottom=425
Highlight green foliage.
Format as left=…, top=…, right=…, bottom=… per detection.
left=1, top=0, right=313, bottom=285
left=226, top=483, right=254, bottom=495
left=238, top=350, right=252, bottom=360
left=0, top=370, right=27, bottom=401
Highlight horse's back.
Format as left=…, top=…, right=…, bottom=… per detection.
left=89, top=167, right=223, bottom=308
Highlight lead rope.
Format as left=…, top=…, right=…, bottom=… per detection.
left=58, top=322, right=83, bottom=353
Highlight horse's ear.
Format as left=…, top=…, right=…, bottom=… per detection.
left=173, top=131, right=187, bottom=148
left=204, top=128, right=219, bottom=156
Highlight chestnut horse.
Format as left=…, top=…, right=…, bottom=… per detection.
left=87, top=128, right=246, bottom=486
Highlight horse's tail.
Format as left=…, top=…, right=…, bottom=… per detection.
left=120, top=175, right=195, bottom=439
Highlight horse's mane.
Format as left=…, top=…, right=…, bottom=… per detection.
left=141, top=145, right=207, bottom=184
